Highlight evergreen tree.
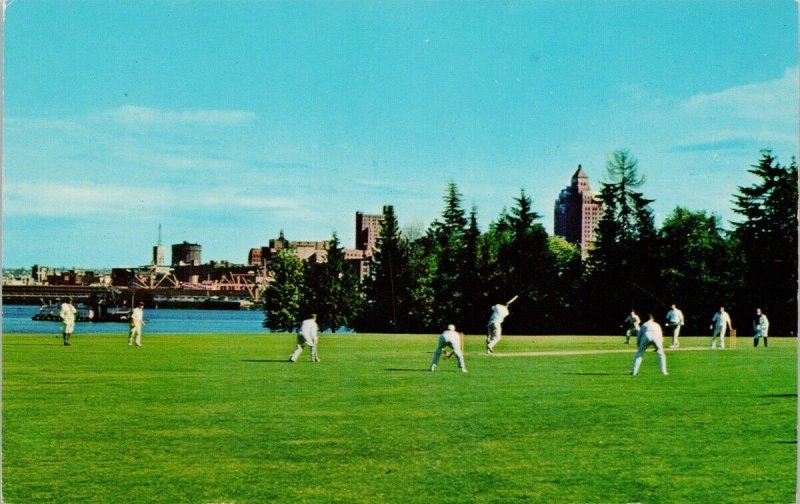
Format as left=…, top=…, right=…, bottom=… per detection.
left=460, top=207, right=488, bottom=333
left=586, top=150, right=660, bottom=332
left=731, top=150, right=798, bottom=335
left=428, top=181, right=468, bottom=329
left=358, top=205, right=409, bottom=332
left=489, top=189, right=552, bottom=334
left=263, top=247, right=305, bottom=332
left=302, top=233, right=363, bottom=332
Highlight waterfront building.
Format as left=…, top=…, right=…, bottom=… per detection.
left=554, top=165, right=602, bottom=259
left=172, top=241, right=202, bottom=266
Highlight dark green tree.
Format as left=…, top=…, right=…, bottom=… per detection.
left=586, top=150, right=660, bottom=332
left=488, top=189, right=553, bottom=333
left=358, top=205, right=410, bottom=332
left=302, top=233, right=363, bottom=332
left=263, top=247, right=305, bottom=332
left=460, top=206, right=489, bottom=333
left=546, top=236, right=583, bottom=333
left=731, top=150, right=798, bottom=335
left=428, top=181, right=469, bottom=330
left=659, top=207, right=738, bottom=333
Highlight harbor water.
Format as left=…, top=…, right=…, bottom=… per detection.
left=2, top=305, right=266, bottom=334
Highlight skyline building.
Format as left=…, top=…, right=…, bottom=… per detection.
left=554, top=165, right=602, bottom=259
left=355, top=211, right=383, bottom=255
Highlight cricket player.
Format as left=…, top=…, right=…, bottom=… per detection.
left=623, top=310, right=641, bottom=344
left=289, top=314, right=320, bottom=363
left=60, top=297, right=77, bottom=346
left=753, top=308, right=769, bottom=348
left=630, top=314, right=668, bottom=376
left=665, top=304, right=685, bottom=348
left=430, top=324, right=467, bottom=373
left=487, top=298, right=515, bottom=354
left=709, top=306, right=732, bottom=349
left=128, top=301, right=145, bottom=347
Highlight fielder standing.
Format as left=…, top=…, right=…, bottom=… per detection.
left=753, top=308, right=769, bottom=348
left=709, top=306, right=732, bottom=349
left=60, top=297, right=77, bottom=346
left=128, top=301, right=145, bottom=347
left=486, top=296, right=516, bottom=354
left=623, top=310, right=641, bottom=344
left=665, top=304, right=685, bottom=348
left=431, top=324, right=467, bottom=373
left=289, top=314, right=320, bottom=363
left=630, top=314, right=668, bottom=376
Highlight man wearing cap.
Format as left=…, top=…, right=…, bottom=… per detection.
left=431, top=324, right=467, bottom=373
left=60, top=297, right=77, bottom=346
left=128, top=301, right=146, bottom=347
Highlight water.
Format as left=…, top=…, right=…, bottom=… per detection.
left=2, top=305, right=266, bottom=334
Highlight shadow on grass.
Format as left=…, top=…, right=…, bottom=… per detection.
left=386, top=368, right=430, bottom=372
left=242, top=359, right=292, bottom=363
left=759, top=393, right=797, bottom=399
left=776, top=440, right=797, bottom=444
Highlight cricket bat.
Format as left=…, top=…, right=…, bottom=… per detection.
left=506, top=295, right=519, bottom=306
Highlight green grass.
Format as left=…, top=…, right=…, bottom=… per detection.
left=3, top=332, right=796, bottom=503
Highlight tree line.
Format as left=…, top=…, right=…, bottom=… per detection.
left=264, top=149, right=797, bottom=336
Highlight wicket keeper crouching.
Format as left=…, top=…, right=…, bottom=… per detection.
left=431, top=325, right=467, bottom=373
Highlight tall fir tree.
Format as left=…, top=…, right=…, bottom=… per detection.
left=731, top=150, right=798, bottom=335
left=586, top=150, right=660, bottom=332
left=358, top=205, right=409, bottom=332
left=263, top=247, right=306, bottom=332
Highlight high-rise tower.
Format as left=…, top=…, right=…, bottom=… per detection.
left=152, top=224, right=166, bottom=266
left=554, top=165, right=602, bottom=259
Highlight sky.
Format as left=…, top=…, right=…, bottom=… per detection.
left=2, top=0, right=798, bottom=269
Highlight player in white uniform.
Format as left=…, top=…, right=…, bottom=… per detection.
left=630, top=314, right=668, bottom=376
left=709, top=306, right=732, bottom=349
left=665, top=304, right=685, bottom=348
left=430, top=324, right=467, bottom=373
left=289, top=314, right=320, bottom=363
left=486, top=303, right=511, bottom=354
left=623, top=310, right=641, bottom=344
left=752, top=308, right=769, bottom=348
left=60, top=297, right=77, bottom=346
left=128, top=302, right=145, bottom=347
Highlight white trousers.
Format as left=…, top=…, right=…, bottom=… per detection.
left=668, top=324, right=681, bottom=347
left=431, top=334, right=466, bottom=371
left=128, top=323, right=142, bottom=346
left=631, top=334, right=668, bottom=376
left=290, top=335, right=319, bottom=362
left=487, top=323, right=502, bottom=350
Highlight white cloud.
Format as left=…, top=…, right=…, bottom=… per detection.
left=3, top=182, right=176, bottom=217
left=102, top=105, right=257, bottom=127
left=680, top=67, right=798, bottom=122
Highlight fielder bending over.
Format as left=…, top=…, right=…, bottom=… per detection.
left=431, top=324, right=467, bottom=373
left=630, top=314, right=668, bottom=376
left=289, top=314, right=320, bottom=363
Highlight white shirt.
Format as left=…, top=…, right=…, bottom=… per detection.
left=489, top=304, right=510, bottom=325
left=60, top=303, right=77, bottom=322
left=754, top=314, right=769, bottom=334
left=625, top=314, right=641, bottom=329
left=300, top=318, right=319, bottom=345
left=131, top=306, right=144, bottom=325
left=440, top=329, right=462, bottom=347
left=638, top=320, right=663, bottom=341
left=666, top=308, right=684, bottom=326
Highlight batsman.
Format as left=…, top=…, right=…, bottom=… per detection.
left=486, top=295, right=517, bottom=354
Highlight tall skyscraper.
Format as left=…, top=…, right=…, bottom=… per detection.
left=554, top=165, right=602, bottom=259
left=152, top=224, right=165, bottom=266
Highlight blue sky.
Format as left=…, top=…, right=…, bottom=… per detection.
left=3, top=1, right=798, bottom=268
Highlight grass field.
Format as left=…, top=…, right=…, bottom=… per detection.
left=2, top=332, right=796, bottom=503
